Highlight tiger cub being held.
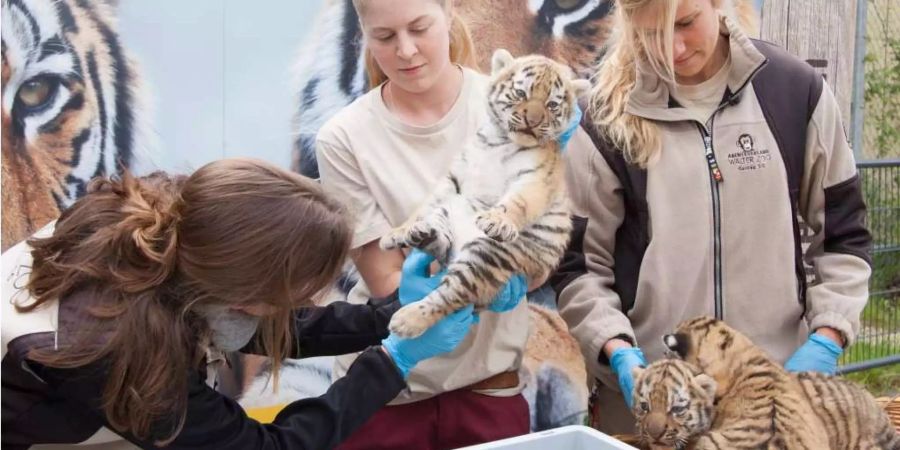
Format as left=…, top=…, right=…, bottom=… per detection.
left=380, top=49, right=589, bottom=338
left=640, top=316, right=900, bottom=450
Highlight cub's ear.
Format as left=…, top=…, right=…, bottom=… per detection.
left=571, top=79, right=592, bottom=98
left=693, top=373, right=717, bottom=399
left=491, top=49, right=515, bottom=75
left=663, top=333, right=690, bottom=359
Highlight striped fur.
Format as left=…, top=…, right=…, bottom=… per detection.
left=664, top=316, right=899, bottom=450
left=380, top=50, right=589, bottom=338
left=1, top=0, right=147, bottom=251
left=795, top=372, right=900, bottom=450
left=632, top=359, right=717, bottom=450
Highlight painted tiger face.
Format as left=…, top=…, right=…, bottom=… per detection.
left=456, top=0, right=614, bottom=78
left=632, top=359, right=717, bottom=450
left=487, top=49, right=589, bottom=145
left=1, top=0, right=144, bottom=251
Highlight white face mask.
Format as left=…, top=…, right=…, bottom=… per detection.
left=199, top=306, right=261, bottom=352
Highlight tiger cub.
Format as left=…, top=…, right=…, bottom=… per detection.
left=380, top=49, right=589, bottom=338
left=656, top=316, right=900, bottom=450
left=632, top=359, right=718, bottom=450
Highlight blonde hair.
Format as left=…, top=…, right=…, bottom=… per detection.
left=353, top=0, right=479, bottom=88
left=587, top=0, right=755, bottom=168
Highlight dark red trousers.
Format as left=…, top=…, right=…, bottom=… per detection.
left=336, top=390, right=529, bottom=450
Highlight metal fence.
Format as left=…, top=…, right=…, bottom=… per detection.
left=839, top=159, right=900, bottom=374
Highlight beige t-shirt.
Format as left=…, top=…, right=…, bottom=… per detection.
left=315, top=67, right=528, bottom=404
left=671, top=53, right=733, bottom=125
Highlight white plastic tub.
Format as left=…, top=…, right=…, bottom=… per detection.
left=456, top=425, right=639, bottom=449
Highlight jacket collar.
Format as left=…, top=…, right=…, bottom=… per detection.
left=625, top=14, right=767, bottom=123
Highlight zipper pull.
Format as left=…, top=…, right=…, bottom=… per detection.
left=702, top=135, right=724, bottom=183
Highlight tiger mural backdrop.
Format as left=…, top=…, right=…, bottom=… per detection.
left=1, top=0, right=150, bottom=252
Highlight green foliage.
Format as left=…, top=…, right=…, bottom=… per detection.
left=843, top=340, right=900, bottom=396
left=863, top=2, right=900, bottom=159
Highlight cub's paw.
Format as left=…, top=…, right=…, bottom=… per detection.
left=388, top=303, right=438, bottom=338
left=476, top=209, right=518, bottom=242
left=379, top=227, right=410, bottom=251
left=406, top=221, right=440, bottom=248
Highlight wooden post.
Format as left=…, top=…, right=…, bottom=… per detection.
left=760, top=0, right=858, bottom=128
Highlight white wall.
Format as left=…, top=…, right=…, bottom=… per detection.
left=118, top=0, right=324, bottom=173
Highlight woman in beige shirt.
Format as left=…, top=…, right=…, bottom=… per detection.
left=315, top=0, right=533, bottom=448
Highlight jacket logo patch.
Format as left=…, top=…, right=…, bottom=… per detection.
left=727, top=133, right=771, bottom=172
left=738, top=134, right=754, bottom=152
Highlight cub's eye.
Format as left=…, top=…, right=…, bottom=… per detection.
left=547, top=101, right=560, bottom=110
left=515, top=89, right=527, bottom=99
left=670, top=404, right=687, bottom=415
left=17, top=76, right=59, bottom=111
left=639, top=401, right=649, bottom=413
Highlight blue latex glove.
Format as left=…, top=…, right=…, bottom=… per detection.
left=399, top=249, right=448, bottom=306
left=382, top=304, right=476, bottom=378
left=557, top=103, right=582, bottom=151
left=487, top=273, right=527, bottom=313
left=610, top=347, right=647, bottom=409
left=398, top=249, right=481, bottom=324
left=784, top=333, right=843, bottom=375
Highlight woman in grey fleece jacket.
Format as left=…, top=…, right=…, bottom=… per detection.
left=551, top=0, right=872, bottom=435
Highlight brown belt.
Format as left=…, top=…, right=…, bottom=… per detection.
left=464, top=370, right=519, bottom=391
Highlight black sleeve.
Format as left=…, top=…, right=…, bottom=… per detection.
left=549, top=216, right=589, bottom=297
left=33, top=347, right=405, bottom=450
left=241, top=291, right=400, bottom=358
